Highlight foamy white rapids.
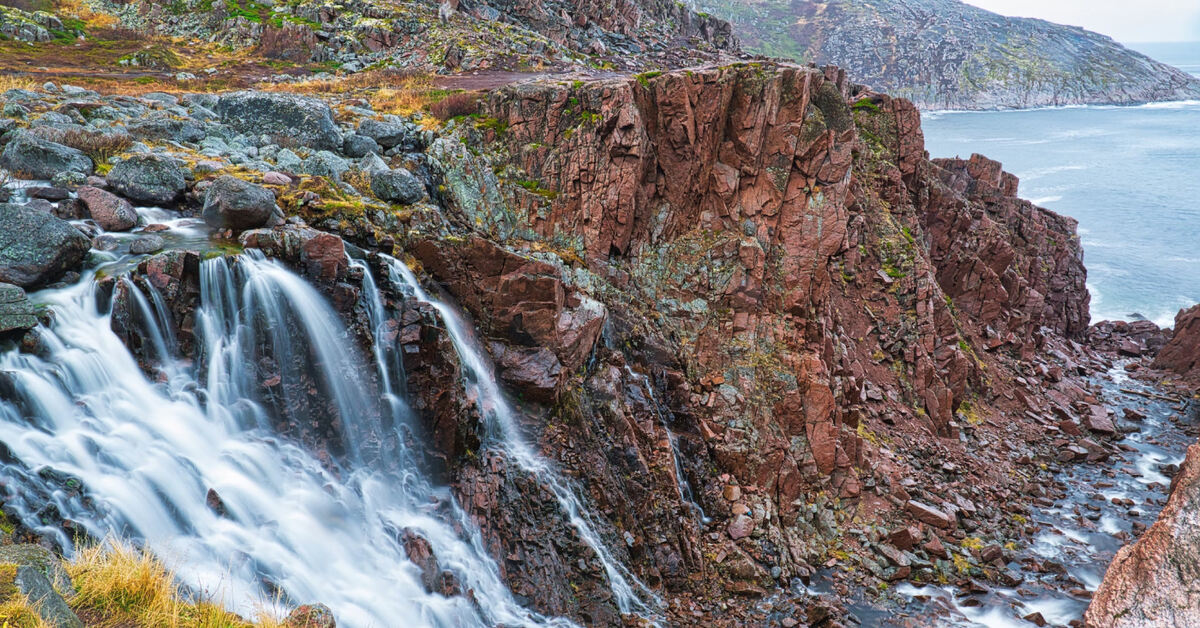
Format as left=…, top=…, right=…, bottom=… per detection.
left=0, top=253, right=575, bottom=628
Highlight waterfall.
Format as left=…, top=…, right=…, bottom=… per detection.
left=382, top=255, right=662, bottom=617
left=0, top=254, right=576, bottom=628
left=623, top=366, right=711, bottom=527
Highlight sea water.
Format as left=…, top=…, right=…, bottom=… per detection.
left=922, top=42, right=1200, bottom=327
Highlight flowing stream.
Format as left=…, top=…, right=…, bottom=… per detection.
left=382, top=255, right=662, bottom=617
left=863, top=361, right=1196, bottom=627
left=0, top=252, right=578, bottom=628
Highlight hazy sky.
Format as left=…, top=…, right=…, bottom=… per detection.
left=964, top=1, right=1200, bottom=43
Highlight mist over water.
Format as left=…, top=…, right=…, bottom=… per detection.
left=923, top=45, right=1200, bottom=327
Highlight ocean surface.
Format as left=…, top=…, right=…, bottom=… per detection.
left=921, top=42, right=1200, bottom=327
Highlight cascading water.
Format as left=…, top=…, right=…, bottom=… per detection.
left=0, top=252, right=576, bottom=628
left=382, top=255, right=663, bottom=617
left=623, top=366, right=711, bottom=527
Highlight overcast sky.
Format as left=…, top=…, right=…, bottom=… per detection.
left=964, top=1, right=1200, bottom=43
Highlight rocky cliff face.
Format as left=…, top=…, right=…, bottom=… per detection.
left=390, top=62, right=1093, bottom=621
left=697, top=0, right=1200, bottom=110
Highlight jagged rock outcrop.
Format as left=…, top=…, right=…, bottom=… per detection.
left=1153, top=304, right=1200, bottom=380
left=697, top=0, right=1200, bottom=109
left=1086, top=443, right=1200, bottom=628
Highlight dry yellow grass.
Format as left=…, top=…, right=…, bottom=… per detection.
left=0, top=594, right=51, bottom=628
left=54, top=0, right=121, bottom=30
left=257, top=70, right=455, bottom=118
left=0, top=74, right=37, bottom=92
left=67, top=542, right=286, bottom=628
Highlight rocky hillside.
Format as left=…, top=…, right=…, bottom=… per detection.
left=696, top=0, right=1200, bottom=109
left=86, top=0, right=737, bottom=74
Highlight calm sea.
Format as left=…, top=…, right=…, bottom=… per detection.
left=921, top=42, right=1200, bottom=327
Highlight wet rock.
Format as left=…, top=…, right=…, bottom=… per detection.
left=77, top=185, right=138, bottom=232
left=369, top=167, right=426, bottom=204
left=108, top=154, right=187, bottom=205
left=202, top=175, right=281, bottom=230
left=217, top=91, right=341, bottom=151
left=0, top=283, right=40, bottom=335
left=92, top=234, right=120, bottom=252
left=0, top=204, right=90, bottom=288
left=285, top=603, right=336, bottom=628
left=129, top=234, right=165, bottom=255
left=1123, top=407, right=1147, bottom=422
left=26, top=187, right=70, bottom=201
left=1084, top=404, right=1116, bottom=435
left=490, top=342, right=563, bottom=403
left=1117, top=338, right=1143, bottom=356
left=0, top=132, right=93, bottom=180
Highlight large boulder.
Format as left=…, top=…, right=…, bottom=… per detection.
left=0, top=204, right=90, bottom=287
left=202, top=175, right=281, bottom=230
left=125, top=114, right=207, bottom=144
left=369, top=167, right=425, bottom=204
left=108, top=154, right=187, bottom=205
left=1087, top=443, right=1200, bottom=627
left=357, top=118, right=413, bottom=150
left=0, top=132, right=93, bottom=180
left=77, top=185, right=138, bottom=231
left=216, top=91, right=340, bottom=151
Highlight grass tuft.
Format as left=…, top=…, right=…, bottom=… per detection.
left=67, top=541, right=283, bottom=628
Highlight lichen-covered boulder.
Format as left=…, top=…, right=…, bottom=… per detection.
left=369, top=167, right=425, bottom=204
left=216, top=91, right=340, bottom=151
left=0, top=132, right=93, bottom=180
left=0, top=203, right=90, bottom=287
left=202, top=175, right=281, bottom=230
left=108, top=154, right=187, bottom=205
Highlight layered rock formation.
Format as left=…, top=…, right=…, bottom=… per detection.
left=697, top=0, right=1200, bottom=109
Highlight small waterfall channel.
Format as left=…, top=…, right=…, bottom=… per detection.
left=382, top=255, right=663, bottom=617
left=622, top=365, right=711, bottom=527
left=0, top=251, right=580, bottom=627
